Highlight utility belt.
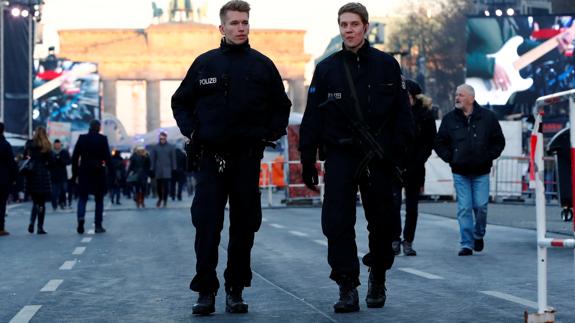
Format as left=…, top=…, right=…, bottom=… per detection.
left=185, top=141, right=266, bottom=173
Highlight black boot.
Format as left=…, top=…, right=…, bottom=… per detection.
left=366, top=271, right=386, bottom=308
left=95, top=224, right=106, bottom=233
left=333, top=277, right=359, bottom=313
left=192, top=292, right=215, bottom=315
left=37, top=206, right=47, bottom=234
left=77, top=219, right=85, bottom=234
left=29, top=205, right=38, bottom=233
left=225, top=286, right=248, bottom=313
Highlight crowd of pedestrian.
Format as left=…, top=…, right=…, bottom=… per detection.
left=0, top=122, right=194, bottom=236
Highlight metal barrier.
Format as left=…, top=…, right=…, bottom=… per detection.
left=492, top=156, right=559, bottom=203
left=261, top=156, right=561, bottom=207
left=526, top=89, right=575, bottom=323
left=258, top=160, right=325, bottom=207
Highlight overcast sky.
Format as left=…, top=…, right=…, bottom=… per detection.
left=41, top=0, right=402, bottom=59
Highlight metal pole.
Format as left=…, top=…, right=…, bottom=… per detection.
left=570, top=96, right=575, bottom=235
left=569, top=96, right=575, bottom=296
left=0, top=1, right=4, bottom=123
left=535, top=129, right=548, bottom=314
left=27, top=10, right=32, bottom=138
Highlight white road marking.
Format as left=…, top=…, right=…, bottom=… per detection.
left=72, top=247, right=86, bottom=255
left=87, top=229, right=95, bottom=235
left=480, top=291, right=538, bottom=309
left=40, top=279, right=64, bottom=292
left=9, top=305, right=42, bottom=323
left=357, top=251, right=365, bottom=258
left=252, top=271, right=336, bottom=322
left=269, top=223, right=286, bottom=229
left=288, top=230, right=308, bottom=237
left=398, top=267, right=444, bottom=280
left=59, top=260, right=77, bottom=270
left=261, top=217, right=268, bottom=222
left=313, top=239, right=328, bottom=247
left=81, top=237, right=92, bottom=243
left=7, top=204, right=20, bottom=210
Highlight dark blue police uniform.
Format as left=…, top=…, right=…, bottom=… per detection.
left=299, top=40, right=414, bottom=287
left=172, top=39, right=291, bottom=294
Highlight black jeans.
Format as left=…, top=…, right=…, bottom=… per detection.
left=189, top=151, right=262, bottom=293
left=0, top=191, right=8, bottom=231
left=322, top=148, right=397, bottom=286
left=393, top=166, right=424, bottom=243
left=30, top=193, right=49, bottom=229
left=156, top=179, right=170, bottom=204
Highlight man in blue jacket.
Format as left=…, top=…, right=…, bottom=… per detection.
left=435, top=84, right=505, bottom=256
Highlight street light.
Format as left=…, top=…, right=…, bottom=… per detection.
left=3, top=1, right=40, bottom=136
left=495, top=9, right=503, bottom=17
left=506, top=8, right=515, bottom=16
left=484, top=10, right=490, bottom=17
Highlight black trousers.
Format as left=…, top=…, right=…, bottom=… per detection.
left=189, top=151, right=262, bottom=293
left=322, top=148, right=397, bottom=286
left=0, top=191, right=8, bottom=231
left=156, top=179, right=170, bottom=203
left=30, top=193, right=49, bottom=229
left=393, top=166, right=424, bottom=243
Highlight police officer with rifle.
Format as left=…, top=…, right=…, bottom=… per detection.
left=299, top=2, right=414, bottom=313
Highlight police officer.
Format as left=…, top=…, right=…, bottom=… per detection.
left=171, top=0, right=291, bottom=315
left=299, top=3, right=414, bottom=313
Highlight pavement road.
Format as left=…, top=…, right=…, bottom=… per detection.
left=1, top=197, right=574, bottom=322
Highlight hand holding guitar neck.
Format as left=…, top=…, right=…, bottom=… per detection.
left=467, top=23, right=575, bottom=106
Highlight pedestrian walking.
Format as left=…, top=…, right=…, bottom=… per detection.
left=434, top=84, right=505, bottom=256
left=128, top=146, right=150, bottom=208
left=0, top=122, right=18, bottom=236
left=24, top=126, right=54, bottom=234
left=392, top=79, right=437, bottom=256
left=149, top=131, right=176, bottom=208
left=71, top=120, right=113, bottom=234
left=110, top=150, right=126, bottom=205
left=172, top=0, right=291, bottom=315
left=299, top=3, right=414, bottom=312
left=170, top=147, right=187, bottom=201
left=50, top=139, right=71, bottom=211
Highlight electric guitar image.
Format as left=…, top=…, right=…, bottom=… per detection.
left=467, top=25, right=575, bottom=106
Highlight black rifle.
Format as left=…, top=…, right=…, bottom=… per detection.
left=319, top=98, right=404, bottom=184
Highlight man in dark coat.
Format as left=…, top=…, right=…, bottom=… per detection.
left=50, top=139, right=71, bottom=211
left=149, top=131, right=176, bottom=208
left=435, top=84, right=505, bottom=256
left=72, top=120, right=113, bottom=234
left=299, top=3, right=414, bottom=312
left=170, top=147, right=187, bottom=201
left=171, top=0, right=291, bottom=315
left=0, top=122, right=18, bottom=236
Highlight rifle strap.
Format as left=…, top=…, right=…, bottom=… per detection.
left=342, top=58, right=365, bottom=123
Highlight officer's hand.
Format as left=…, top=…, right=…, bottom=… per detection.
left=302, top=162, right=319, bottom=192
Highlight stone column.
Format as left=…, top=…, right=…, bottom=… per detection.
left=102, top=79, right=117, bottom=116
left=146, top=79, right=161, bottom=132
left=290, top=78, right=306, bottom=113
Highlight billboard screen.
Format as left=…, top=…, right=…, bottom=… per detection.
left=33, top=59, right=101, bottom=133
left=466, top=15, right=574, bottom=113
